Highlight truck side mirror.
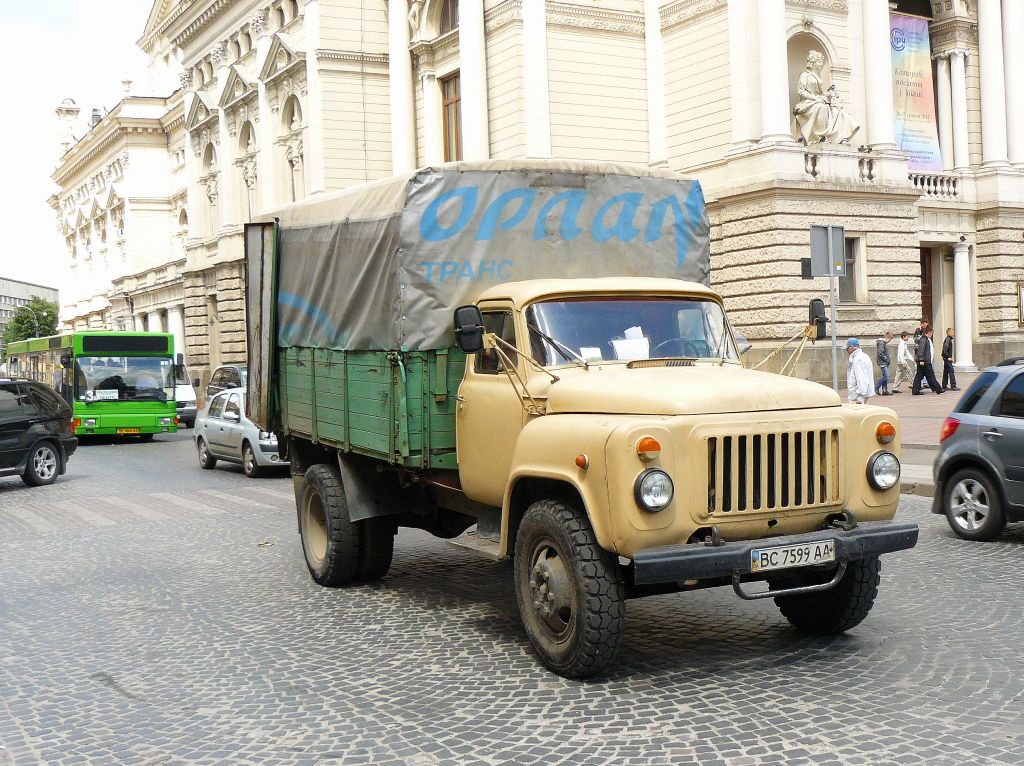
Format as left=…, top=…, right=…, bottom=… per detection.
left=193, top=378, right=201, bottom=388
left=176, top=352, right=184, bottom=365
left=809, top=299, right=827, bottom=340
left=453, top=305, right=485, bottom=353
left=60, top=352, right=72, bottom=368
left=734, top=331, right=752, bottom=356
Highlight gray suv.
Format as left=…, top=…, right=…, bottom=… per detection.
left=933, top=359, right=1024, bottom=540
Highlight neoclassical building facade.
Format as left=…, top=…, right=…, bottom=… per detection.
left=54, top=0, right=1024, bottom=388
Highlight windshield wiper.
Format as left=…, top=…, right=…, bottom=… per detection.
left=526, top=324, right=589, bottom=369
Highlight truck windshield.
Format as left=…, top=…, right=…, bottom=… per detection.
left=525, top=297, right=739, bottom=366
left=74, top=356, right=176, bottom=402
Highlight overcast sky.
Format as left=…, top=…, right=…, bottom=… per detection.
left=0, top=1, right=153, bottom=298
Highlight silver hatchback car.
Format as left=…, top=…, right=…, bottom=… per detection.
left=193, top=387, right=288, bottom=477
left=933, top=360, right=1024, bottom=540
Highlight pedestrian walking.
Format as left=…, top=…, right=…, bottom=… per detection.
left=941, top=327, right=960, bottom=392
left=913, top=318, right=929, bottom=353
left=912, top=327, right=943, bottom=395
left=845, top=338, right=875, bottom=404
left=875, top=331, right=892, bottom=396
left=891, top=331, right=914, bottom=394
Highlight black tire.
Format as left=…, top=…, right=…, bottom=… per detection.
left=773, top=556, right=881, bottom=634
left=355, top=517, right=395, bottom=582
left=943, top=467, right=1005, bottom=541
left=197, top=438, right=217, bottom=469
left=139, top=433, right=155, bottom=443
left=513, top=499, right=625, bottom=678
left=22, top=441, right=60, bottom=487
left=242, top=441, right=263, bottom=478
left=299, top=464, right=360, bottom=586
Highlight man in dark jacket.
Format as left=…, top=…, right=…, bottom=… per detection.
left=912, top=327, right=943, bottom=395
left=913, top=318, right=929, bottom=353
left=875, top=332, right=892, bottom=395
left=941, top=327, right=959, bottom=391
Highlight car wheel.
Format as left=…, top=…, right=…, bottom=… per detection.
left=513, top=499, right=625, bottom=678
left=242, top=442, right=263, bottom=478
left=197, top=438, right=217, bottom=470
left=944, top=468, right=1005, bottom=541
left=22, top=442, right=60, bottom=487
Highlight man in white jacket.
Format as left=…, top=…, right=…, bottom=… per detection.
left=890, top=331, right=914, bottom=394
left=845, top=337, right=874, bottom=404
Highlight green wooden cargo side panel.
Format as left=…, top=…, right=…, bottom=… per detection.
left=279, top=345, right=464, bottom=468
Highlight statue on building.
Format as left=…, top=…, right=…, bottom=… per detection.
left=792, top=50, right=860, bottom=145
left=408, top=0, right=425, bottom=42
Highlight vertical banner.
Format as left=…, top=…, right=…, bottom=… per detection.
left=890, top=13, right=943, bottom=171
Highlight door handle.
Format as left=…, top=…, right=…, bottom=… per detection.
left=983, top=430, right=1003, bottom=439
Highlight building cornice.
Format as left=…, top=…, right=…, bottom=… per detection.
left=315, top=49, right=389, bottom=68
left=484, top=0, right=522, bottom=34
left=930, top=17, right=978, bottom=53
left=53, top=122, right=166, bottom=188
left=791, top=0, right=848, bottom=13
left=546, top=2, right=644, bottom=36
left=171, top=0, right=234, bottom=49
left=661, top=0, right=726, bottom=33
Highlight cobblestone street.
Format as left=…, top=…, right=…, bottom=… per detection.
left=1, top=433, right=1023, bottom=766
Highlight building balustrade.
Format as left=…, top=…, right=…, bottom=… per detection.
left=909, top=172, right=960, bottom=199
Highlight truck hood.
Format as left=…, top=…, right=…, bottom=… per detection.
left=543, top=365, right=841, bottom=415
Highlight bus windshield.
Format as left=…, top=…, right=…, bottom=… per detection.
left=74, top=356, right=176, bottom=403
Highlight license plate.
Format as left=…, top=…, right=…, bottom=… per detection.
left=750, top=540, right=836, bottom=572
left=117, top=428, right=141, bottom=434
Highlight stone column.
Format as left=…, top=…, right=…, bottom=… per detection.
left=934, top=54, right=954, bottom=171
left=727, top=0, right=756, bottom=147
left=458, top=0, right=489, bottom=160
left=134, top=313, right=147, bottom=332
left=643, top=0, right=666, bottom=164
left=952, top=242, right=975, bottom=370
left=862, top=0, right=897, bottom=149
left=756, top=0, right=790, bottom=142
left=524, top=0, right=552, bottom=158
left=147, top=311, right=164, bottom=334
left=978, top=0, right=1008, bottom=166
left=388, top=0, right=417, bottom=173
left=421, top=72, right=444, bottom=164
left=950, top=50, right=970, bottom=171
left=1003, top=0, right=1024, bottom=165
left=168, top=305, right=187, bottom=361
left=302, top=0, right=325, bottom=192
left=252, top=12, right=278, bottom=207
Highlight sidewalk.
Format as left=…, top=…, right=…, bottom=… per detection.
left=846, top=371, right=978, bottom=498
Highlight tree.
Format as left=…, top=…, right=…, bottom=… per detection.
left=2, top=297, right=60, bottom=347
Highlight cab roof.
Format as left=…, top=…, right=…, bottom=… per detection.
left=474, top=277, right=718, bottom=308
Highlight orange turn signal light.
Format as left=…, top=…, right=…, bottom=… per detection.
left=637, top=436, right=661, bottom=461
left=876, top=421, right=896, bottom=444
left=575, top=453, right=589, bottom=469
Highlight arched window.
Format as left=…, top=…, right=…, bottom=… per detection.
left=281, top=97, right=304, bottom=203
left=238, top=121, right=258, bottom=219
left=229, top=40, right=240, bottom=61
left=202, top=143, right=217, bottom=173
left=202, top=143, right=219, bottom=234
left=283, top=96, right=302, bottom=132
left=439, top=0, right=458, bottom=34
left=178, top=208, right=189, bottom=236
left=274, top=5, right=286, bottom=29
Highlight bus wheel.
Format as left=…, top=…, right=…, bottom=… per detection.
left=139, top=433, right=155, bottom=443
left=300, top=464, right=359, bottom=586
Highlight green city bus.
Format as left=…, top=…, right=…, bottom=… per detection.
left=6, top=332, right=180, bottom=439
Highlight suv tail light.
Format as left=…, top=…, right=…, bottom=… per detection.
left=939, top=417, right=960, bottom=443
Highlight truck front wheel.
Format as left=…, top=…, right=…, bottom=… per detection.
left=772, top=556, right=881, bottom=634
left=513, top=499, right=625, bottom=678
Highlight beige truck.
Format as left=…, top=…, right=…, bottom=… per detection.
left=245, top=160, right=918, bottom=678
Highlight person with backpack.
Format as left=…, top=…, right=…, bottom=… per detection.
left=874, top=331, right=892, bottom=396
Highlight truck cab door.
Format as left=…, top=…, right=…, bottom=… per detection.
left=456, top=307, right=526, bottom=507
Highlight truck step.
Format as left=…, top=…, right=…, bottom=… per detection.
left=447, top=528, right=503, bottom=561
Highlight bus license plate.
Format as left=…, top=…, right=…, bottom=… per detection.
left=750, top=540, right=835, bottom=572
left=117, top=428, right=141, bottom=435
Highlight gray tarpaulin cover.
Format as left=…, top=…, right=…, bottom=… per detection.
left=263, top=160, right=710, bottom=351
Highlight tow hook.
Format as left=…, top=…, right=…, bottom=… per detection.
left=827, top=509, right=858, bottom=532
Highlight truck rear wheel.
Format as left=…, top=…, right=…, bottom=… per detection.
left=354, top=518, right=395, bottom=582
left=772, top=556, right=881, bottom=634
left=513, top=499, right=625, bottom=678
left=300, top=464, right=360, bottom=586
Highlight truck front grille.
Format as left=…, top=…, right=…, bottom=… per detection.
left=707, top=429, right=840, bottom=514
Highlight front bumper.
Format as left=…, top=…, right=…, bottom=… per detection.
left=631, top=520, right=919, bottom=585
left=176, top=404, right=197, bottom=423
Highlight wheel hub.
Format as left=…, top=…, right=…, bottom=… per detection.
left=528, top=543, right=574, bottom=638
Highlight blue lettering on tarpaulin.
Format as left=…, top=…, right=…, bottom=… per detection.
left=420, top=186, right=478, bottom=241
left=497, top=260, right=513, bottom=279
left=438, top=261, right=459, bottom=282
left=277, top=291, right=337, bottom=340
left=533, top=190, right=586, bottom=241
left=591, top=192, right=643, bottom=243
left=476, top=188, right=536, bottom=240
left=643, top=184, right=705, bottom=270
left=419, top=259, right=515, bottom=283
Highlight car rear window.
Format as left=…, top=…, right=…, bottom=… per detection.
left=28, top=384, right=69, bottom=416
left=954, top=371, right=998, bottom=414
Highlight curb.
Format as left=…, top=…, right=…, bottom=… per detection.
left=902, top=442, right=939, bottom=453
left=900, top=479, right=935, bottom=499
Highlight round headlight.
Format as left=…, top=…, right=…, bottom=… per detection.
left=867, top=451, right=900, bottom=491
left=634, top=469, right=674, bottom=512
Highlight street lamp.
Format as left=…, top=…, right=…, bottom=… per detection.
left=21, top=306, right=41, bottom=337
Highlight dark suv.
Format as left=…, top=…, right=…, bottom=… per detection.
left=0, top=379, right=78, bottom=486
left=206, top=364, right=247, bottom=400
left=934, top=358, right=1024, bottom=539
